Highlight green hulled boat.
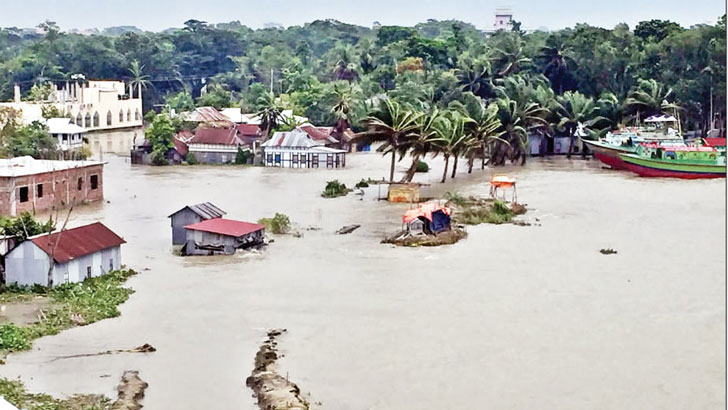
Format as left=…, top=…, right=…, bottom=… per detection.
left=618, top=144, right=726, bottom=179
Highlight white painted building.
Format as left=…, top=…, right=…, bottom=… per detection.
left=4, top=222, right=125, bottom=287
left=494, top=8, right=513, bottom=30
left=0, top=80, right=143, bottom=154
left=46, top=117, right=86, bottom=152
left=262, top=128, right=346, bottom=168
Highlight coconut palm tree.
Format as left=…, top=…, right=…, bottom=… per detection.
left=128, top=60, right=151, bottom=99
left=490, top=97, right=528, bottom=166
left=553, top=91, right=602, bottom=158
left=332, top=44, right=360, bottom=82
left=537, top=41, right=576, bottom=94
left=464, top=101, right=504, bottom=172
left=354, top=99, right=422, bottom=182
left=624, top=78, right=680, bottom=120
left=432, top=112, right=473, bottom=183
left=596, top=91, right=624, bottom=129
left=256, top=91, right=282, bottom=142
left=456, top=54, right=494, bottom=98
left=398, top=109, right=443, bottom=183
left=492, top=34, right=531, bottom=76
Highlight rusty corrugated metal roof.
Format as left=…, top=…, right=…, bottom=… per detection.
left=168, top=202, right=226, bottom=219
left=184, top=218, right=264, bottom=237
left=190, top=127, right=241, bottom=146
left=31, top=222, right=126, bottom=264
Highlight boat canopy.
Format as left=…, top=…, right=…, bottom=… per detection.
left=644, top=115, right=678, bottom=123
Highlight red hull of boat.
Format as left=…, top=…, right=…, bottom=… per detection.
left=622, top=162, right=726, bottom=179
left=594, top=151, right=628, bottom=170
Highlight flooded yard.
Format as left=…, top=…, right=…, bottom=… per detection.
left=0, top=153, right=724, bottom=410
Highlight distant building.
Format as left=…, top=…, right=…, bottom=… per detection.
left=187, top=127, right=250, bottom=164
left=168, top=202, right=226, bottom=246
left=0, top=156, right=103, bottom=216
left=130, top=131, right=190, bottom=165
left=180, top=107, right=233, bottom=127
left=183, top=218, right=265, bottom=256
left=0, top=80, right=143, bottom=154
left=5, top=222, right=125, bottom=287
left=46, top=117, right=86, bottom=153
left=262, top=127, right=347, bottom=168
left=494, top=8, right=513, bottom=30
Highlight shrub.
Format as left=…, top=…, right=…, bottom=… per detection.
left=0, top=324, right=31, bottom=351
left=0, top=212, right=55, bottom=241
left=235, top=148, right=250, bottom=164
left=322, top=180, right=352, bottom=198
left=258, top=213, right=291, bottom=234
left=445, top=192, right=467, bottom=207
left=150, top=147, right=169, bottom=166
left=415, top=160, right=429, bottom=172
left=185, top=152, right=198, bottom=165
left=355, top=179, right=370, bottom=188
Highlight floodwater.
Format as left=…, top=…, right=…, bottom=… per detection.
left=0, top=152, right=724, bottom=410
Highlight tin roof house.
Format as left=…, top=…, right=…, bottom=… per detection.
left=262, top=126, right=346, bottom=168
left=168, top=202, right=226, bottom=245
left=187, top=127, right=251, bottom=164
left=46, top=117, right=87, bottom=153
left=182, top=218, right=265, bottom=256
left=4, top=222, right=125, bottom=287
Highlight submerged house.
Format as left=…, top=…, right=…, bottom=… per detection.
left=4, top=222, right=125, bottom=287
left=182, top=218, right=265, bottom=256
left=168, top=202, right=226, bottom=245
left=46, top=117, right=86, bottom=153
left=262, top=127, right=347, bottom=168
left=187, top=127, right=250, bottom=164
left=130, top=132, right=190, bottom=165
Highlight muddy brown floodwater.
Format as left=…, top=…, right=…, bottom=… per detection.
left=0, top=152, right=724, bottom=410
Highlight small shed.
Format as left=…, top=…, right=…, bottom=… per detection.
left=168, top=202, right=226, bottom=245
left=4, top=222, right=125, bottom=287
left=183, top=218, right=265, bottom=256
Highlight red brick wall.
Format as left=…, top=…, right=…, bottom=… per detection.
left=0, top=164, right=104, bottom=216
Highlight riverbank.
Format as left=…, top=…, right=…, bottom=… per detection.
left=0, top=269, right=137, bottom=361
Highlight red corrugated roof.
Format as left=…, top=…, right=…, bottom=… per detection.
left=184, top=218, right=265, bottom=237
left=173, top=138, right=189, bottom=156
left=191, top=127, right=239, bottom=145
left=31, top=222, right=126, bottom=264
left=300, top=125, right=333, bottom=141
left=237, top=124, right=261, bottom=137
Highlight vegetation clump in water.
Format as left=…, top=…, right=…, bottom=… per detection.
left=0, top=269, right=137, bottom=359
left=382, top=227, right=467, bottom=247
left=257, top=213, right=291, bottom=234
left=445, top=193, right=527, bottom=226
left=321, top=180, right=352, bottom=198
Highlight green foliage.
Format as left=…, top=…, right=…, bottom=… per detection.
left=355, top=179, right=370, bottom=188
left=415, top=160, right=429, bottom=172
left=0, top=121, right=59, bottom=159
left=445, top=191, right=467, bottom=207
left=26, top=83, right=53, bottom=102
left=235, top=147, right=250, bottom=164
left=40, top=105, right=66, bottom=119
left=185, top=152, right=198, bottom=165
left=145, top=113, right=175, bottom=165
left=166, top=90, right=195, bottom=112
left=322, top=180, right=352, bottom=198
left=143, top=110, right=157, bottom=123
left=0, top=269, right=136, bottom=357
left=257, top=213, right=291, bottom=234
left=197, top=84, right=233, bottom=109
left=0, top=212, right=55, bottom=241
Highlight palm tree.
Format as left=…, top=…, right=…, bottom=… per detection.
left=464, top=102, right=504, bottom=172
left=456, top=54, right=493, bottom=98
left=624, top=78, right=680, bottom=120
left=553, top=91, right=602, bottom=158
left=537, top=41, right=576, bottom=94
left=256, top=92, right=282, bottom=142
left=596, top=91, right=624, bottom=130
left=354, top=99, right=422, bottom=182
left=491, top=97, right=528, bottom=166
left=492, top=34, right=531, bottom=76
left=332, top=44, right=360, bottom=82
left=128, top=60, right=150, bottom=99
left=432, top=112, right=473, bottom=183
left=398, top=109, right=442, bottom=183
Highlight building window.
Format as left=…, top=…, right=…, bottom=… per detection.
left=76, top=113, right=83, bottom=126
left=135, top=109, right=140, bottom=121
left=127, top=109, right=131, bottom=122
left=292, top=154, right=298, bottom=165
left=109, top=259, right=114, bottom=270
left=77, top=177, right=83, bottom=191
left=119, top=110, right=124, bottom=123
left=274, top=154, right=281, bottom=164
left=311, top=154, right=319, bottom=168
left=106, top=110, right=112, bottom=126
left=90, top=175, right=98, bottom=190
left=19, top=186, right=29, bottom=203
left=93, top=112, right=100, bottom=127
left=62, top=134, right=68, bottom=142
left=84, top=113, right=91, bottom=128
left=86, top=266, right=92, bottom=279
left=36, top=184, right=43, bottom=198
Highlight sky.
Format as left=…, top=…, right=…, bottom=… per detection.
left=0, top=0, right=724, bottom=32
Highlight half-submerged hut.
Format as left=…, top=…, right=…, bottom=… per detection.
left=182, top=218, right=265, bottom=256
left=168, top=202, right=226, bottom=245
left=403, top=203, right=452, bottom=234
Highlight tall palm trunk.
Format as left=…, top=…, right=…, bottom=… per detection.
left=389, top=150, right=396, bottom=182
left=481, top=143, right=487, bottom=169
left=451, top=155, right=459, bottom=179
left=441, top=155, right=450, bottom=183
left=401, top=154, right=421, bottom=183
left=567, top=131, right=574, bottom=159
left=467, top=153, right=475, bottom=174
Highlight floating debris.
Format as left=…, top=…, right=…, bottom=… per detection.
left=600, top=248, right=618, bottom=255
left=336, top=224, right=361, bottom=235
left=111, top=370, right=148, bottom=410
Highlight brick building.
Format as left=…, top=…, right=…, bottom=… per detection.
left=0, top=156, right=104, bottom=216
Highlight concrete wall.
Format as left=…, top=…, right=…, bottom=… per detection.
left=0, top=164, right=104, bottom=216
left=5, top=242, right=121, bottom=287
left=170, top=209, right=203, bottom=245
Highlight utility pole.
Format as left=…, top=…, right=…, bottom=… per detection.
left=270, top=69, right=274, bottom=94
left=709, top=86, right=713, bottom=132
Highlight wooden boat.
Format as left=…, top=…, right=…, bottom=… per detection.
left=583, top=139, right=635, bottom=170
left=618, top=144, right=726, bottom=179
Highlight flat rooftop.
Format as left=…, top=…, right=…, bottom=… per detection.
left=0, top=156, right=102, bottom=178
